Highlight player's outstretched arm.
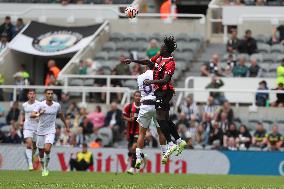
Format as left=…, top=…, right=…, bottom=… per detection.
left=59, top=112, right=70, bottom=132
left=30, top=109, right=45, bottom=118
left=144, top=74, right=171, bottom=86
left=120, top=57, right=154, bottom=68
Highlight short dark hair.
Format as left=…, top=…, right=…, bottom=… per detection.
left=17, top=18, right=23, bottom=22
left=82, top=143, right=88, bottom=148
left=164, top=36, right=177, bottom=54
left=245, top=29, right=251, bottom=34
left=28, top=89, right=36, bottom=93
left=134, top=90, right=141, bottom=95
left=5, top=16, right=10, bottom=20
left=44, top=89, right=53, bottom=93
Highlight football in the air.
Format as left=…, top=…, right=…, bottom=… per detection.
left=125, top=6, right=139, bottom=19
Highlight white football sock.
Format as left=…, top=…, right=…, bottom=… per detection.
left=136, top=148, right=142, bottom=160
left=26, top=149, right=33, bottom=166
left=160, top=145, right=167, bottom=155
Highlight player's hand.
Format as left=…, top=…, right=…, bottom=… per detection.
left=143, top=80, right=152, bottom=85
left=120, top=57, right=132, bottom=64
left=39, top=109, right=45, bottom=115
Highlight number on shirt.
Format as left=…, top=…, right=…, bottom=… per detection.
left=143, top=79, right=153, bottom=94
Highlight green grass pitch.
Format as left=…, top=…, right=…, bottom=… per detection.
left=0, top=171, right=283, bottom=189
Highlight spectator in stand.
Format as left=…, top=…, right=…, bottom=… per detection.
left=87, top=105, right=105, bottom=131
left=0, top=104, right=5, bottom=126
left=272, top=24, right=284, bottom=45
left=178, top=95, right=200, bottom=122
left=104, top=102, right=124, bottom=143
left=61, top=0, right=70, bottom=5
left=263, top=125, right=283, bottom=151
left=14, top=18, right=25, bottom=35
left=223, top=123, right=239, bottom=150
left=271, top=83, right=284, bottom=107
left=225, top=54, right=237, bottom=76
left=216, top=100, right=234, bottom=124
left=104, top=0, right=113, bottom=4
left=255, top=80, right=269, bottom=107
left=0, top=131, right=5, bottom=143
left=78, top=60, right=87, bottom=75
left=45, top=59, right=60, bottom=86
left=277, top=58, right=284, bottom=86
left=131, top=64, right=142, bottom=76
left=60, top=93, right=70, bottom=115
left=89, top=138, right=103, bottom=148
left=194, top=124, right=206, bottom=147
left=4, top=127, right=21, bottom=144
left=232, top=55, right=249, bottom=77
left=114, top=55, right=131, bottom=75
left=146, top=39, right=160, bottom=58
left=238, top=125, right=252, bottom=150
left=0, top=16, right=15, bottom=41
left=0, top=33, right=8, bottom=53
left=252, top=122, right=267, bottom=148
left=205, top=75, right=225, bottom=105
left=255, top=0, right=265, bottom=5
left=6, top=101, right=20, bottom=125
left=0, top=73, right=4, bottom=101
left=201, top=54, right=223, bottom=77
left=219, top=112, right=230, bottom=133
left=66, top=101, right=80, bottom=119
left=76, top=0, right=85, bottom=4
left=202, top=113, right=213, bottom=145
left=238, top=29, right=257, bottom=55
left=79, top=116, right=94, bottom=142
left=176, top=112, right=190, bottom=137
left=248, top=58, right=262, bottom=77
left=208, top=121, right=223, bottom=148
left=226, top=28, right=240, bottom=54
left=202, top=96, right=217, bottom=121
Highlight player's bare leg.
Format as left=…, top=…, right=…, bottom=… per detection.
left=127, top=143, right=137, bottom=175
left=41, top=143, right=52, bottom=176
left=25, top=138, right=34, bottom=171
left=135, top=127, right=147, bottom=169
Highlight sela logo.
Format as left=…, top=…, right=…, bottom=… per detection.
left=32, top=31, right=83, bottom=52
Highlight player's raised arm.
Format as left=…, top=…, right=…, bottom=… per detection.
left=120, top=56, right=154, bottom=68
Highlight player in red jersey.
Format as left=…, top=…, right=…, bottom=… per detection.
left=122, top=36, right=187, bottom=164
left=123, top=91, right=144, bottom=174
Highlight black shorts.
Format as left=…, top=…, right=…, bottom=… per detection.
left=154, top=89, right=174, bottom=111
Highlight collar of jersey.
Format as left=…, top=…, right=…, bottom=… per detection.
left=161, top=57, right=173, bottom=60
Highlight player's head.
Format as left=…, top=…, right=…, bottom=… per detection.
left=27, top=89, right=36, bottom=101
left=160, top=36, right=177, bottom=56
left=133, top=91, right=141, bottom=103
left=45, top=89, right=54, bottom=101
left=82, top=143, right=88, bottom=153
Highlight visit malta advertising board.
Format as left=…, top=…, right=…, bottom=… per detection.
left=8, top=21, right=102, bottom=56
left=0, top=146, right=284, bottom=176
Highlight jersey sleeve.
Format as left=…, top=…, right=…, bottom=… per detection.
left=123, top=103, right=131, bottom=117
left=33, top=103, right=41, bottom=112
left=150, top=54, right=160, bottom=63
left=165, top=61, right=176, bottom=76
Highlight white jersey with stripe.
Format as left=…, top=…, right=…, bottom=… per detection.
left=137, top=70, right=156, bottom=102
left=22, top=100, right=40, bottom=131
left=34, top=100, right=61, bottom=135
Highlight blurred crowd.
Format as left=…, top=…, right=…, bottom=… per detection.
left=0, top=94, right=284, bottom=152
left=222, top=0, right=284, bottom=6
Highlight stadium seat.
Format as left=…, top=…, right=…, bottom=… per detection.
left=123, top=80, right=138, bottom=89
left=116, top=42, right=130, bottom=51
left=102, top=42, right=116, bottom=52
left=175, top=33, right=190, bottom=43
left=69, top=79, right=84, bottom=86
left=83, top=79, right=94, bottom=86
left=271, top=44, right=284, bottom=54
left=95, top=51, right=108, bottom=61
left=136, top=35, right=148, bottom=42
left=250, top=53, right=263, bottom=62
left=123, top=33, right=136, bottom=42
left=257, top=43, right=270, bottom=54
left=148, top=33, right=161, bottom=42
left=255, top=34, right=269, bottom=44
left=109, top=32, right=124, bottom=42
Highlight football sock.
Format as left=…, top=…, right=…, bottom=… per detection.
left=168, top=120, right=181, bottom=141
left=160, top=145, right=167, bottom=155
left=44, top=153, right=50, bottom=169
left=136, top=148, right=142, bottom=160
left=131, top=153, right=137, bottom=168
left=26, top=149, right=33, bottom=166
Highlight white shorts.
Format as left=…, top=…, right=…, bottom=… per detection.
left=23, top=130, right=37, bottom=142
left=36, top=133, right=55, bottom=149
left=137, top=105, right=159, bottom=129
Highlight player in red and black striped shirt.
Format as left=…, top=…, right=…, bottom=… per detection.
left=123, top=91, right=144, bottom=174
left=122, top=36, right=187, bottom=164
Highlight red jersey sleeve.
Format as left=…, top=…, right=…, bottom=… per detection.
left=164, top=60, right=176, bottom=76
left=123, top=103, right=131, bottom=117
left=150, top=54, right=160, bottom=63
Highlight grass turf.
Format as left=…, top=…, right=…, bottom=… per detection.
left=0, top=171, right=283, bottom=189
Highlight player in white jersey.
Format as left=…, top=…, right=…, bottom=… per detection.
left=19, top=89, right=40, bottom=171
left=31, top=89, right=69, bottom=176
left=135, top=65, right=167, bottom=169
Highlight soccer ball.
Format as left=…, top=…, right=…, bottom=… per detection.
left=125, top=6, right=139, bottom=19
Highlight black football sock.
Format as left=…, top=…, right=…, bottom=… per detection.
left=131, top=153, right=137, bottom=168
left=168, top=120, right=180, bottom=141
